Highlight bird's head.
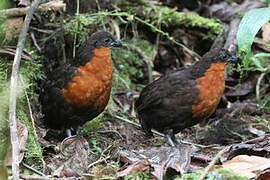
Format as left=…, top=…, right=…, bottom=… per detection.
left=89, top=31, right=122, bottom=48
left=212, top=49, right=238, bottom=64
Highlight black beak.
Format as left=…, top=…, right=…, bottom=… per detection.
left=110, top=39, right=122, bottom=47
left=226, top=55, right=238, bottom=63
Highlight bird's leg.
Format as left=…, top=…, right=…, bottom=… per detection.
left=66, top=129, right=72, bottom=137
left=164, top=129, right=181, bottom=146
left=165, top=134, right=176, bottom=146
left=172, top=134, right=182, bottom=145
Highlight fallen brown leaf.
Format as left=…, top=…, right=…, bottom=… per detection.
left=47, top=136, right=89, bottom=177
left=117, top=159, right=150, bottom=177
left=222, top=155, right=270, bottom=178
left=257, top=168, right=270, bottom=180
left=5, top=120, right=28, bottom=166
left=119, top=146, right=191, bottom=179
left=262, top=23, right=270, bottom=42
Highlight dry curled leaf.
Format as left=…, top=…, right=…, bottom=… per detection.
left=222, top=155, right=270, bottom=178
left=5, top=120, right=28, bottom=166
left=119, top=146, right=191, bottom=179
left=47, top=136, right=89, bottom=177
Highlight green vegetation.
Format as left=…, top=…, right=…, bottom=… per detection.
left=0, top=56, right=45, bottom=168
left=124, top=171, right=149, bottom=180
left=113, top=40, right=154, bottom=89
left=237, top=8, right=270, bottom=68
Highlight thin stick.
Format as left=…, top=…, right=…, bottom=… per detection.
left=256, top=72, right=266, bottom=101
left=9, top=0, right=41, bottom=179
left=198, top=147, right=229, bottom=180
left=22, top=163, right=46, bottom=176
left=72, top=0, right=80, bottom=58
left=30, top=32, right=41, bottom=52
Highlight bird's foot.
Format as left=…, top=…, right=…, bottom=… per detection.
left=165, top=129, right=181, bottom=147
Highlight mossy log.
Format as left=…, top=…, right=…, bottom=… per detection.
left=118, top=0, right=222, bottom=40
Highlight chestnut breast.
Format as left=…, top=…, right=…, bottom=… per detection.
left=60, top=47, right=113, bottom=110
left=192, top=62, right=227, bottom=120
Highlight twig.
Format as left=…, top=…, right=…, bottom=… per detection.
left=0, top=7, right=29, bottom=17
left=22, top=162, right=46, bottom=177
left=88, top=144, right=113, bottom=169
left=88, top=155, right=111, bottom=169
left=242, top=133, right=270, bottom=144
left=198, top=147, right=229, bottom=180
left=9, top=0, right=41, bottom=179
left=72, top=0, right=80, bottom=58
left=256, top=72, right=266, bottom=101
left=29, top=27, right=54, bottom=34
left=30, top=31, right=41, bottom=52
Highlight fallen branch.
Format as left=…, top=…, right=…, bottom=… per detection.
left=9, top=0, right=41, bottom=179
left=0, top=1, right=65, bottom=17
left=22, top=163, right=46, bottom=177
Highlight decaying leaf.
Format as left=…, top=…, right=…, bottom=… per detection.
left=262, top=22, right=270, bottom=42
left=222, top=155, right=270, bottom=178
left=119, top=146, right=191, bottom=179
left=47, top=136, right=89, bottom=177
left=5, top=120, right=28, bottom=166
left=257, top=168, right=270, bottom=180
left=226, top=141, right=270, bottom=160
left=117, top=159, right=150, bottom=177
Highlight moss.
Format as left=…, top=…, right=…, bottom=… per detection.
left=150, top=6, right=222, bottom=40
left=124, top=171, right=150, bottom=180
left=0, top=83, right=9, bottom=162
left=65, top=14, right=109, bottom=47
left=17, top=108, right=44, bottom=168
left=112, top=40, right=154, bottom=90
left=0, top=56, right=45, bottom=168
left=118, top=2, right=222, bottom=40
left=81, top=113, right=103, bottom=135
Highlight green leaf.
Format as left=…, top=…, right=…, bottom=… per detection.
left=251, top=57, right=263, bottom=69
left=251, top=52, right=270, bottom=71
left=237, top=8, right=270, bottom=68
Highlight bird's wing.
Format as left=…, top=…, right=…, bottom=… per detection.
left=45, top=64, right=77, bottom=89
left=135, top=69, right=198, bottom=113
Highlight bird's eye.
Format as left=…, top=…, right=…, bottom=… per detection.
left=104, top=38, right=111, bottom=43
